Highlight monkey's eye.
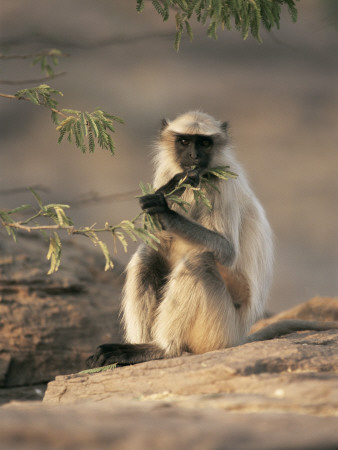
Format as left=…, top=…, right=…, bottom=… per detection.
left=178, top=138, right=190, bottom=146
left=201, top=139, right=212, bottom=148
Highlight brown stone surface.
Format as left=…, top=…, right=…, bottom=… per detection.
left=44, top=329, right=338, bottom=415
left=39, top=320, right=338, bottom=449
left=1, top=233, right=338, bottom=449
left=1, top=400, right=338, bottom=450
left=0, top=232, right=123, bottom=388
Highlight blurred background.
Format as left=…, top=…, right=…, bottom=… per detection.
left=0, top=0, right=337, bottom=313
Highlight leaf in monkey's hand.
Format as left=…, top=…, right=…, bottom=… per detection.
left=201, top=176, right=220, bottom=192
left=120, top=220, right=138, bottom=241
left=206, top=166, right=238, bottom=180
left=139, top=181, right=156, bottom=196
left=193, top=189, right=212, bottom=210
left=133, top=226, right=160, bottom=251
left=166, top=195, right=190, bottom=213
left=144, top=212, right=162, bottom=232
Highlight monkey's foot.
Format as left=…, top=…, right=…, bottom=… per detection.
left=86, top=343, right=166, bottom=369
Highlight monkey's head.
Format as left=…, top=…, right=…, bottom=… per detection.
left=159, top=111, right=228, bottom=173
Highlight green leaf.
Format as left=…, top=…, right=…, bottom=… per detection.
left=174, top=15, right=184, bottom=51
left=133, top=227, right=160, bottom=250
left=185, top=20, right=194, bottom=41
left=167, top=194, right=190, bottom=205
left=79, top=363, right=117, bottom=374
left=45, top=203, right=70, bottom=209
left=200, top=176, right=220, bottom=192
left=144, top=212, right=162, bottom=233
left=15, top=85, right=63, bottom=108
left=136, top=0, right=145, bottom=13
left=152, top=0, right=167, bottom=19
left=85, top=112, right=99, bottom=137
left=47, top=231, right=62, bottom=275
left=51, top=110, right=60, bottom=125
left=61, top=108, right=81, bottom=115
left=97, top=240, right=114, bottom=271
left=193, top=189, right=212, bottom=210
left=45, top=64, right=54, bottom=78
left=206, top=166, right=238, bottom=180
left=29, top=187, right=43, bottom=208
left=56, top=109, right=122, bottom=154
left=74, top=120, right=85, bottom=151
left=80, top=112, right=88, bottom=137
left=53, top=206, right=73, bottom=227
left=207, top=20, right=218, bottom=40
left=141, top=0, right=298, bottom=46
left=85, top=230, right=114, bottom=271
left=0, top=211, right=17, bottom=241
left=139, top=181, right=156, bottom=195
left=101, top=112, right=124, bottom=124
left=29, top=92, right=41, bottom=105
left=187, top=0, right=201, bottom=17
left=114, top=230, right=128, bottom=253
left=6, top=204, right=31, bottom=215
left=57, top=127, right=67, bottom=144
left=119, top=220, right=138, bottom=242
left=88, top=130, right=95, bottom=152
left=286, top=0, right=298, bottom=23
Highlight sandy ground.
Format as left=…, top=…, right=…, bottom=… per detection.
left=0, top=0, right=337, bottom=312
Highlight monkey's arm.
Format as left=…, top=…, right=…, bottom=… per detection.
left=140, top=193, right=235, bottom=266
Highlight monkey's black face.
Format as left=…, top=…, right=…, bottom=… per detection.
left=174, top=134, right=213, bottom=171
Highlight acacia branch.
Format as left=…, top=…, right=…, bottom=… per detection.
left=0, top=85, right=122, bottom=154
left=0, top=167, right=236, bottom=274
left=3, top=222, right=72, bottom=232
left=0, top=91, right=68, bottom=119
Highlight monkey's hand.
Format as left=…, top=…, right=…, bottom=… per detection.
left=155, top=173, right=186, bottom=195
left=139, top=192, right=176, bottom=231
left=139, top=192, right=170, bottom=216
left=155, top=169, right=200, bottom=197
left=183, top=168, right=200, bottom=188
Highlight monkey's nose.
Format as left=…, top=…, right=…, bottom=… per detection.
left=189, top=151, right=199, bottom=160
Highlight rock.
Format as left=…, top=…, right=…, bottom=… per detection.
left=1, top=240, right=338, bottom=450
left=40, top=316, right=338, bottom=449
left=0, top=231, right=124, bottom=388
left=1, top=400, right=338, bottom=450
left=43, top=328, right=338, bottom=416
left=0, top=385, right=46, bottom=406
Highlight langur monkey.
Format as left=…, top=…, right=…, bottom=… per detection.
left=87, top=111, right=338, bottom=368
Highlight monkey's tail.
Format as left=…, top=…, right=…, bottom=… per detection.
left=245, top=320, right=338, bottom=344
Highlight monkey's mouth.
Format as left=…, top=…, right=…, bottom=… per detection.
left=182, top=162, right=208, bottom=172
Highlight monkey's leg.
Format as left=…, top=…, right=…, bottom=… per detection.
left=153, top=252, right=253, bottom=356
left=87, top=245, right=170, bottom=368
left=122, top=245, right=170, bottom=343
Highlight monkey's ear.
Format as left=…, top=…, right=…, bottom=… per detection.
left=221, top=121, right=228, bottom=133
left=161, top=118, right=169, bottom=131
